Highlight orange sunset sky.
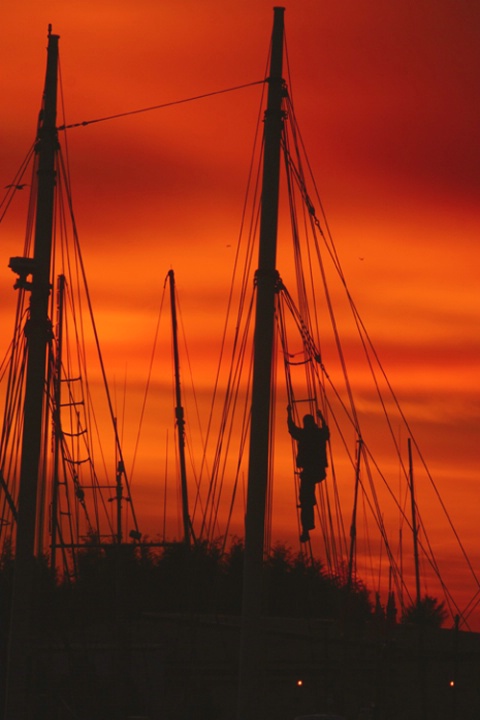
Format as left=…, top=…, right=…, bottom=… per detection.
left=1, top=1, right=479, bottom=628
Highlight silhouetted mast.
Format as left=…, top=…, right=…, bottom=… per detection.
left=237, top=8, right=285, bottom=720
left=348, top=437, right=363, bottom=586
left=114, top=438, right=125, bottom=544
left=51, top=273, right=66, bottom=570
left=408, top=437, right=421, bottom=604
left=5, top=27, right=60, bottom=720
left=167, top=269, right=191, bottom=546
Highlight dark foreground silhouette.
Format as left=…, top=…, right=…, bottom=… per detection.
left=0, top=540, right=473, bottom=720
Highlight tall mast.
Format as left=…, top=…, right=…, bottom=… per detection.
left=167, top=269, right=191, bottom=545
left=51, top=273, right=66, bottom=570
left=408, top=437, right=421, bottom=604
left=114, top=444, right=125, bottom=544
left=237, top=8, right=285, bottom=720
left=348, top=437, right=362, bottom=586
left=5, top=28, right=60, bottom=720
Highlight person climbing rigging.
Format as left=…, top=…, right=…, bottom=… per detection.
left=287, top=404, right=330, bottom=542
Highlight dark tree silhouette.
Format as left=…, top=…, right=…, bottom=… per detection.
left=401, top=595, right=448, bottom=628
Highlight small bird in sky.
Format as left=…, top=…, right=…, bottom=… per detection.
left=5, top=184, right=28, bottom=190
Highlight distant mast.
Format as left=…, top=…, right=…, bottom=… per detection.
left=167, top=269, right=192, bottom=545
left=237, top=7, right=285, bottom=720
left=5, top=27, right=60, bottom=720
left=408, top=437, right=421, bottom=605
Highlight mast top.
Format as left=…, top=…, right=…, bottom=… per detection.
left=47, top=24, right=60, bottom=40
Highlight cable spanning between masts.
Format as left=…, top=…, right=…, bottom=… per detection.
left=58, top=79, right=266, bottom=130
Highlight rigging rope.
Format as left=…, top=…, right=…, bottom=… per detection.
left=0, top=144, right=36, bottom=224
left=57, top=80, right=266, bottom=131
left=198, top=76, right=268, bottom=546
left=277, top=90, right=477, bottom=624
left=130, top=278, right=167, bottom=483
left=55, top=148, right=140, bottom=534
left=1, top=41, right=475, bottom=626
